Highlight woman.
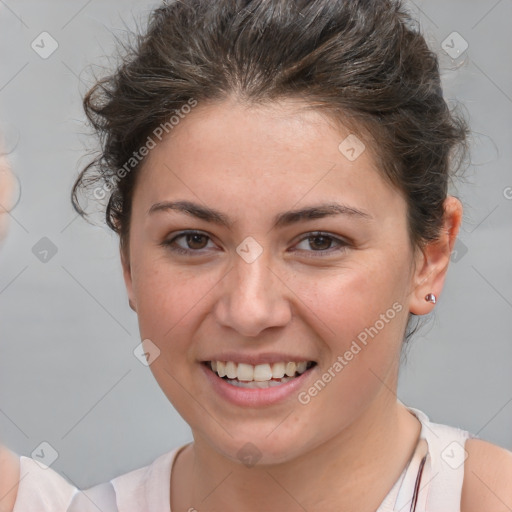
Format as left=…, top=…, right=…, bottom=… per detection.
left=4, top=0, right=512, bottom=511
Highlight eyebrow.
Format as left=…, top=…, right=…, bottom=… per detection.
left=148, top=200, right=373, bottom=229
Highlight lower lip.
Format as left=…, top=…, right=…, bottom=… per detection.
left=200, top=363, right=317, bottom=407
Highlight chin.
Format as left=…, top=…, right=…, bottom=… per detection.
left=197, top=424, right=315, bottom=467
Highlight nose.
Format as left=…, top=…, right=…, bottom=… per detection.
left=214, top=251, right=292, bottom=338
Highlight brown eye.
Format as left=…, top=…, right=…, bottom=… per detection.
left=185, top=233, right=209, bottom=250
left=308, top=235, right=334, bottom=251
left=292, top=232, right=349, bottom=258
left=162, top=231, right=215, bottom=255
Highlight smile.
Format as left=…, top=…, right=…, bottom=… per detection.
left=201, top=359, right=318, bottom=405
left=206, top=360, right=315, bottom=388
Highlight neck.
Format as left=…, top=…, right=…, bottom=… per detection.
left=172, top=395, right=422, bottom=512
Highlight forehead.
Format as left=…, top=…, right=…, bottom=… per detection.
left=159, top=98, right=375, bottom=166
left=133, top=98, right=404, bottom=221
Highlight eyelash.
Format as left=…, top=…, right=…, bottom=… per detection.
left=162, top=230, right=349, bottom=258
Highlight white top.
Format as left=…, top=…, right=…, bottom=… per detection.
left=12, top=456, right=77, bottom=511
left=12, top=406, right=476, bottom=512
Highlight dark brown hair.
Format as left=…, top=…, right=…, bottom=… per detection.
left=72, top=0, right=468, bottom=339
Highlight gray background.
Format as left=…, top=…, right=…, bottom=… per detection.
left=0, top=0, right=511, bottom=489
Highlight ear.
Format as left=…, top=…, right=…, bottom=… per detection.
left=409, top=196, right=463, bottom=315
left=120, top=245, right=137, bottom=312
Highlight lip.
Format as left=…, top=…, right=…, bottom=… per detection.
left=200, top=361, right=318, bottom=407
left=200, top=352, right=317, bottom=366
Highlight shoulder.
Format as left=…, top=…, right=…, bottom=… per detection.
left=5, top=451, right=76, bottom=512
left=0, top=444, right=20, bottom=512
left=110, top=447, right=182, bottom=510
left=461, top=438, right=512, bottom=512
left=66, top=450, right=181, bottom=512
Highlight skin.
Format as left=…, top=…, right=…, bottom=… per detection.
left=0, top=445, right=19, bottom=512
left=0, top=153, right=15, bottom=241
left=0, top=99, right=510, bottom=511
left=0, top=153, right=20, bottom=512
left=120, top=97, right=507, bottom=511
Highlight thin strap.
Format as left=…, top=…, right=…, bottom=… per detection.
left=423, top=427, right=474, bottom=511
left=404, top=407, right=474, bottom=512
left=377, top=436, right=429, bottom=512
left=410, top=453, right=427, bottom=512
left=393, top=438, right=429, bottom=511
left=66, top=482, right=119, bottom=512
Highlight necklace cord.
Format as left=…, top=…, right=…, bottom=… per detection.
left=410, top=454, right=427, bottom=512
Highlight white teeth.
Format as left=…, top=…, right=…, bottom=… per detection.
left=226, top=376, right=295, bottom=389
left=217, top=361, right=226, bottom=378
left=208, top=360, right=313, bottom=382
left=253, top=364, right=273, bottom=381
left=297, top=361, right=307, bottom=373
left=285, top=362, right=297, bottom=377
left=225, top=361, right=238, bottom=379
left=237, top=363, right=254, bottom=382
left=271, top=362, right=286, bottom=378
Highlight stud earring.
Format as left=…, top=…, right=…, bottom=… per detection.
left=425, top=293, right=436, bottom=304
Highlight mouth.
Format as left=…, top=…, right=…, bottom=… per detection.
left=201, top=360, right=317, bottom=389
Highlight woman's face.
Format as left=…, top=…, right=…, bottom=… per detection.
left=123, top=98, right=425, bottom=464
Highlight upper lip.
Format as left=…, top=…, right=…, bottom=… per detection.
left=201, top=352, right=317, bottom=366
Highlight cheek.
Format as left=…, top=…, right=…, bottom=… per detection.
left=295, top=256, right=409, bottom=395
left=131, top=254, right=217, bottom=345
left=298, top=259, right=408, bottom=339
left=291, top=268, right=406, bottom=427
